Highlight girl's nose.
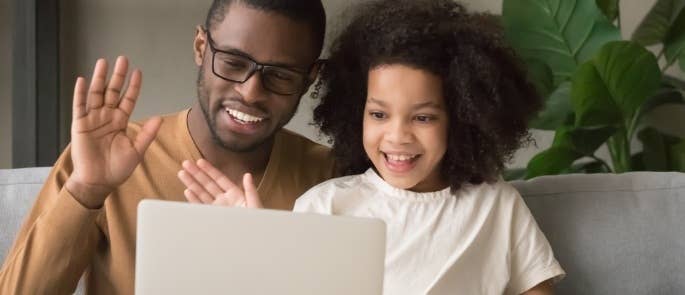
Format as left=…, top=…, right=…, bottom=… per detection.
left=385, top=119, right=413, bottom=145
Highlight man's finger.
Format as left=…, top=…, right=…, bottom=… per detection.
left=104, top=56, right=129, bottom=108
left=133, top=117, right=162, bottom=157
left=118, top=69, right=142, bottom=116
left=196, top=159, right=240, bottom=192
left=184, top=189, right=202, bottom=204
left=243, top=173, right=263, bottom=209
left=73, top=77, right=88, bottom=120
left=178, top=170, right=215, bottom=204
left=182, top=160, right=225, bottom=197
left=87, top=59, right=108, bottom=111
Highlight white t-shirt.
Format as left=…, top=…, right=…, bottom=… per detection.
left=294, top=169, right=565, bottom=295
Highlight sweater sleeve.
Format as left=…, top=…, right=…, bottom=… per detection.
left=0, top=146, right=105, bottom=294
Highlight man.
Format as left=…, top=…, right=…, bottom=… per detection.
left=0, top=0, right=333, bottom=294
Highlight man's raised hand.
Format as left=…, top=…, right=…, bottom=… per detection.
left=65, top=56, right=162, bottom=208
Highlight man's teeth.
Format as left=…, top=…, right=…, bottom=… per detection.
left=227, top=108, right=264, bottom=123
left=385, top=154, right=418, bottom=161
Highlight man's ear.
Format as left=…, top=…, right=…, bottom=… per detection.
left=193, top=26, right=207, bottom=66
left=308, top=60, right=325, bottom=82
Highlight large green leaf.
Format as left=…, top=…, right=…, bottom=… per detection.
left=525, top=59, right=555, bottom=98
left=635, top=85, right=685, bottom=123
left=572, top=41, right=661, bottom=127
left=632, top=0, right=685, bottom=46
left=664, top=8, right=685, bottom=66
left=596, top=0, right=620, bottom=22
left=526, top=146, right=584, bottom=179
left=502, top=0, right=621, bottom=84
left=529, top=82, right=573, bottom=130
left=525, top=125, right=616, bottom=178
left=553, top=125, right=617, bottom=155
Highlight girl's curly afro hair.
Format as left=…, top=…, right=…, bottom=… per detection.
left=313, top=0, right=542, bottom=192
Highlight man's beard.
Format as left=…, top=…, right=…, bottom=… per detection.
left=195, top=65, right=299, bottom=153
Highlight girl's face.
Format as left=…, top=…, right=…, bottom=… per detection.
left=363, top=64, right=449, bottom=192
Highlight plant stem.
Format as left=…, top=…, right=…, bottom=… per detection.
left=590, top=155, right=614, bottom=172
left=607, top=131, right=632, bottom=173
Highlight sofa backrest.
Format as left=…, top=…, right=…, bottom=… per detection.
left=2, top=167, right=685, bottom=294
left=0, top=167, right=51, bottom=265
left=512, top=172, right=685, bottom=294
left=0, top=167, right=85, bottom=294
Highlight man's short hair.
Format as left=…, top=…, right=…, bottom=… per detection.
left=205, top=0, right=326, bottom=55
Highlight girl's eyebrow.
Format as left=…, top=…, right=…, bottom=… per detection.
left=366, top=97, right=387, bottom=106
left=412, top=101, right=443, bottom=109
left=367, top=98, right=442, bottom=109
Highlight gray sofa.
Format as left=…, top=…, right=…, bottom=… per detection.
left=1, top=167, right=684, bottom=294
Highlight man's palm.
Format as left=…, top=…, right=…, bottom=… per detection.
left=69, top=57, right=161, bottom=195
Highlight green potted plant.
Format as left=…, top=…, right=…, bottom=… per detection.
left=502, top=0, right=685, bottom=179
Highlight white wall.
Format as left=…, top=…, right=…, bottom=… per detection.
left=58, top=0, right=685, bottom=169
left=0, top=0, right=13, bottom=169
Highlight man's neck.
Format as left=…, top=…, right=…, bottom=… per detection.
left=187, top=106, right=273, bottom=186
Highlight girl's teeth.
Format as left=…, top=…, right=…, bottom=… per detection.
left=386, top=154, right=417, bottom=161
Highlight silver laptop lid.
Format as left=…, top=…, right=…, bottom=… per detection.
left=135, top=200, right=386, bottom=295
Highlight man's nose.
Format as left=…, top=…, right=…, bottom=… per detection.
left=234, top=72, right=266, bottom=104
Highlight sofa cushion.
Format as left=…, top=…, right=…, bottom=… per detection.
left=513, top=172, right=685, bottom=295
left=0, top=167, right=51, bottom=265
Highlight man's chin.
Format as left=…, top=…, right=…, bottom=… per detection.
left=211, top=132, right=274, bottom=153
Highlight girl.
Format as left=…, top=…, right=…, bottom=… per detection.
left=178, top=0, right=565, bottom=293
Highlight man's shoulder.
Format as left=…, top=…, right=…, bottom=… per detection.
left=277, top=129, right=332, bottom=160
left=127, top=110, right=188, bottom=135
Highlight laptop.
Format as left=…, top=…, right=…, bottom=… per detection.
left=135, top=200, right=386, bottom=295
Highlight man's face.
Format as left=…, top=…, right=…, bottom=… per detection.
left=194, top=3, right=319, bottom=152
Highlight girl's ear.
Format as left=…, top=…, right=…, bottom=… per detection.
left=193, top=26, right=207, bottom=66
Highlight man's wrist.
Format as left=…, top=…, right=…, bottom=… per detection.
left=64, top=178, right=112, bottom=209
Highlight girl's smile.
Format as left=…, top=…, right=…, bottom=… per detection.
left=363, top=64, right=449, bottom=192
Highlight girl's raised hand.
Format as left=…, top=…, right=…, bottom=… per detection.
left=177, top=159, right=263, bottom=209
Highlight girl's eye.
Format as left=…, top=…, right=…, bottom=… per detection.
left=369, top=111, right=386, bottom=119
left=415, top=115, right=434, bottom=122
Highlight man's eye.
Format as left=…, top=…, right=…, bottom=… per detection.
left=270, top=71, right=296, bottom=81
left=223, top=60, right=247, bottom=70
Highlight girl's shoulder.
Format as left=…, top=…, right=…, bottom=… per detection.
left=458, top=179, right=525, bottom=207
left=294, top=173, right=368, bottom=212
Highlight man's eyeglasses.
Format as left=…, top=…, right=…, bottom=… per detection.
left=204, top=28, right=317, bottom=96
